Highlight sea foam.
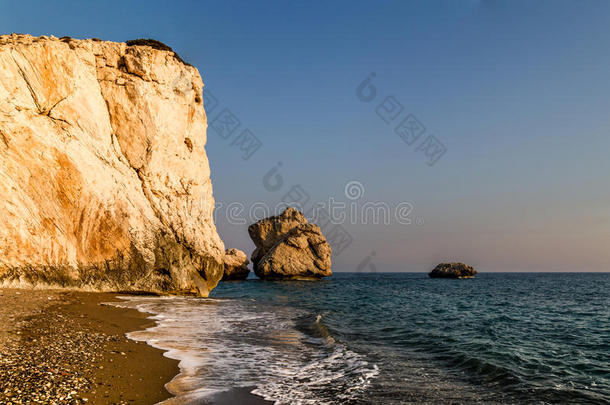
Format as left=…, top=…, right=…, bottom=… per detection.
left=107, top=296, right=378, bottom=404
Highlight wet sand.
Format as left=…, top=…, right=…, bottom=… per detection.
left=204, top=387, right=273, bottom=405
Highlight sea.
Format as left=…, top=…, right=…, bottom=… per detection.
left=109, top=273, right=609, bottom=404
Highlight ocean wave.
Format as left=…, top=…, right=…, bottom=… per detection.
left=252, top=345, right=379, bottom=405
left=107, top=296, right=378, bottom=404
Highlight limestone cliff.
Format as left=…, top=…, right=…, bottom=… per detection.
left=0, top=34, right=225, bottom=296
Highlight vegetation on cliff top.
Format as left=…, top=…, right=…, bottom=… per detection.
left=126, top=38, right=192, bottom=66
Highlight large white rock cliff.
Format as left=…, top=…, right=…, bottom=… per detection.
left=0, top=34, right=225, bottom=296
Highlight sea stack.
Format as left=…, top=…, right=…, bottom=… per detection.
left=222, top=249, right=250, bottom=280
left=248, top=207, right=332, bottom=279
left=0, top=35, right=224, bottom=296
left=429, top=263, right=477, bottom=278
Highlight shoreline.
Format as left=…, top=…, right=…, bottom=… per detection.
left=0, top=288, right=179, bottom=404
left=0, top=288, right=274, bottom=405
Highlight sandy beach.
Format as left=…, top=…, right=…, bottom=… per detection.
left=0, top=289, right=178, bottom=404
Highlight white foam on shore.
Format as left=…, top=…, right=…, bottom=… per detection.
left=107, top=296, right=378, bottom=404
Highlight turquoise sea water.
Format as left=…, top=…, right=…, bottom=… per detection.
left=111, top=273, right=610, bottom=404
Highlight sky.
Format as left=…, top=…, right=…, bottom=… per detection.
left=2, top=0, right=609, bottom=272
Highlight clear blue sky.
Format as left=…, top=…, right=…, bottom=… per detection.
left=3, top=0, right=609, bottom=271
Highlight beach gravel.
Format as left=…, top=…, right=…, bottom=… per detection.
left=0, top=289, right=178, bottom=404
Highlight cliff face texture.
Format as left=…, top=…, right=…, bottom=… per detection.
left=0, top=34, right=225, bottom=296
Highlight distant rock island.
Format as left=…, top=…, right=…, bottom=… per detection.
left=248, top=208, right=332, bottom=280
left=429, top=263, right=477, bottom=279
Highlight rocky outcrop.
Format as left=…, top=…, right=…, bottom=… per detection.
left=248, top=208, right=332, bottom=279
left=248, top=207, right=308, bottom=268
left=429, top=263, right=477, bottom=279
left=222, top=249, right=250, bottom=280
left=256, top=224, right=332, bottom=279
left=0, top=34, right=225, bottom=296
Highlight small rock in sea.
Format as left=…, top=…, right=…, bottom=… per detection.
left=429, top=262, right=477, bottom=279
left=221, top=249, right=250, bottom=280
left=248, top=207, right=332, bottom=280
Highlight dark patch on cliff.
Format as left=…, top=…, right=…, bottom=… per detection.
left=125, top=38, right=192, bottom=66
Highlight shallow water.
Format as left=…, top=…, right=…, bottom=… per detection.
left=110, top=273, right=610, bottom=404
